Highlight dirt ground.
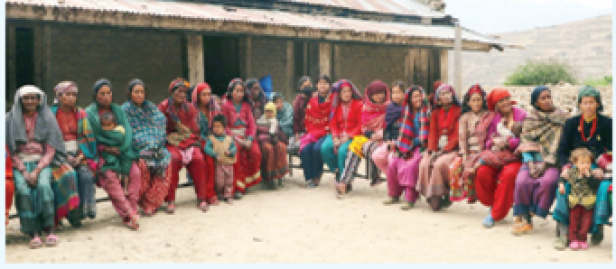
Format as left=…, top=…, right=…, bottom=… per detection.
left=5, top=161, right=613, bottom=263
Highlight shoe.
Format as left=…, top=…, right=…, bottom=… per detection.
left=511, top=222, right=533, bottom=236
left=278, top=178, right=283, bottom=187
left=383, top=197, right=401, bottom=205
left=553, top=236, right=568, bottom=251
left=590, top=225, right=604, bottom=245
left=579, top=241, right=588, bottom=250
left=166, top=203, right=176, bottom=214
left=401, top=202, right=415, bottom=211
left=483, top=214, right=495, bottom=228
left=233, top=191, right=243, bottom=200
left=569, top=241, right=580, bottom=251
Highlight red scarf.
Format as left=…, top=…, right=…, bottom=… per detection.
left=438, top=106, right=457, bottom=133
left=305, top=93, right=333, bottom=139
left=580, top=115, right=597, bottom=142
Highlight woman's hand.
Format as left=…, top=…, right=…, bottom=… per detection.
left=558, top=183, right=566, bottom=194
left=591, top=168, right=604, bottom=179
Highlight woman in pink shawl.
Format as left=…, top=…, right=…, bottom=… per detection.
left=339, top=80, right=390, bottom=187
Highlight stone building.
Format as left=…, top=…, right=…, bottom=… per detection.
left=5, top=0, right=506, bottom=105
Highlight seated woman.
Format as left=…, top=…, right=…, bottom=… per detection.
left=122, top=79, right=173, bottom=216
left=222, top=79, right=262, bottom=198
left=50, top=81, right=97, bottom=224
left=511, top=86, right=568, bottom=235
left=416, top=84, right=461, bottom=211
left=320, top=79, right=363, bottom=196
left=372, top=81, right=405, bottom=176
left=300, top=75, right=332, bottom=188
left=384, top=85, right=431, bottom=210
left=340, top=80, right=390, bottom=187
left=7, top=86, right=66, bottom=248
left=256, top=102, right=289, bottom=188
left=86, top=79, right=141, bottom=229
left=449, top=84, right=494, bottom=203
left=553, top=85, right=612, bottom=249
left=292, top=76, right=314, bottom=148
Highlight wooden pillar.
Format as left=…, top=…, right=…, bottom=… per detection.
left=241, top=37, right=252, bottom=78
left=319, top=43, right=332, bottom=77
left=454, top=22, right=463, bottom=96
left=440, top=49, right=449, bottom=84
left=186, top=34, right=204, bottom=83
left=333, top=44, right=342, bottom=80
left=7, top=26, right=16, bottom=93
left=419, top=48, right=430, bottom=92
left=405, top=48, right=419, bottom=87
left=286, top=40, right=294, bottom=100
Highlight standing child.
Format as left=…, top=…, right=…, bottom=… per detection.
left=205, top=115, right=237, bottom=203
left=559, top=148, right=602, bottom=250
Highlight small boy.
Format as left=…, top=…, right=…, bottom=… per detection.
left=100, top=111, right=130, bottom=194
left=558, top=148, right=601, bottom=251
left=256, top=102, right=280, bottom=145
left=205, top=115, right=237, bottom=204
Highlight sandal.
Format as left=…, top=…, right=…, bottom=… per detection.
left=123, top=214, right=140, bottom=230
left=45, top=234, right=59, bottom=247
left=305, top=181, right=317, bottom=189
left=199, top=201, right=209, bottom=212
left=166, top=203, right=176, bottom=214
left=207, top=197, right=220, bottom=206
left=29, top=236, right=43, bottom=249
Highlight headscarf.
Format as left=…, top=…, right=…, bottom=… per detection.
left=264, top=102, right=277, bottom=117
left=397, top=86, right=431, bottom=155
left=191, top=82, right=221, bottom=125
left=487, top=88, right=516, bottom=111
left=518, top=107, right=569, bottom=166
left=531, top=86, right=550, bottom=111
left=245, top=78, right=268, bottom=117
left=6, top=86, right=67, bottom=166
left=166, top=78, right=191, bottom=122
left=462, top=84, right=487, bottom=114
left=330, top=79, right=362, bottom=120
left=127, top=79, right=145, bottom=100
left=53, top=81, right=78, bottom=104
left=298, top=76, right=312, bottom=91
left=227, top=78, right=249, bottom=103
left=577, top=85, right=603, bottom=112
left=93, top=79, right=111, bottom=100
left=361, top=80, right=391, bottom=132
left=433, top=83, right=461, bottom=108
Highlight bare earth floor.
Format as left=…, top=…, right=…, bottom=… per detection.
left=5, top=162, right=613, bottom=263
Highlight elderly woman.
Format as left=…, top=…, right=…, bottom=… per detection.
left=553, top=86, right=612, bottom=249
left=320, top=79, right=363, bottom=196
left=245, top=78, right=269, bottom=120
left=416, top=84, right=462, bottom=211
left=340, top=80, right=390, bottom=187
left=449, top=85, right=494, bottom=203
left=510, top=86, right=568, bottom=235
left=383, top=86, right=431, bottom=210
left=474, top=88, right=526, bottom=228
left=158, top=78, right=212, bottom=212
left=122, top=79, right=172, bottom=216
left=86, top=79, right=140, bottom=229
left=222, top=78, right=262, bottom=198
left=7, top=86, right=67, bottom=247
left=191, top=82, right=221, bottom=204
left=50, top=81, right=97, bottom=226
left=300, top=75, right=331, bottom=188
left=272, top=92, right=294, bottom=139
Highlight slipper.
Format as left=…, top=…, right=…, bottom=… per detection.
left=166, top=203, right=176, bottom=214
left=123, top=215, right=140, bottom=231
left=199, top=201, right=209, bottom=212
left=29, top=237, right=43, bottom=249
left=45, top=234, right=59, bottom=247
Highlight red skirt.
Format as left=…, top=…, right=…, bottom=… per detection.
left=5, top=180, right=14, bottom=226
left=233, top=140, right=262, bottom=193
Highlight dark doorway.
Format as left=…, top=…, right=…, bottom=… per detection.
left=204, top=36, right=240, bottom=97
left=15, top=27, right=35, bottom=88
left=293, top=41, right=319, bottom=92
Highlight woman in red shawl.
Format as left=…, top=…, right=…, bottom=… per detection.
left=159, top=78, right=212, bottom=213
left=416, top=84, right=462, bottom=211
left=192, top=82, right=221, bottom=205
left=339, top=80, right=390, bottom=187
left=300, top=75, right=332, bottom=188
left=221, top=78, right=262, bottom=199
left=6, top=146, right=14, bottom=227
left=320, top=79, right=363, bottom=196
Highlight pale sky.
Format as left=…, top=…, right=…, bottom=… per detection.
left=445, top=0, right=612, bottom=34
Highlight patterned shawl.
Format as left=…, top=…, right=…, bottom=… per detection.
left=517, top=107, right=569, bottom=165
left=361, top=81, right=391, bottom=132
left=329, top=79, right=362, bottom=120
left=122, top=100, right=171, bottom=173
left=396, top=86, right=431, bottom=155
left=50, top=105, right=97, bottom=160
left=305, top=92, right=333, bottom=138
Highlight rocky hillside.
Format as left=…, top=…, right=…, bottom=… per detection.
left=450, top=14, right=612, bottom=88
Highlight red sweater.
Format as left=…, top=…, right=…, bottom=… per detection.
left=427, top=106, right=461, bottom=152
left=329, top=100, right=363, bottom=139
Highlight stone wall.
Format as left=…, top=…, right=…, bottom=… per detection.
left=249, top=38, right=290, bottom=99
left=482, top=85, right=613, bottom=117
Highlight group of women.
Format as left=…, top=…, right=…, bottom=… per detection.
left=5, top=74, right=612, bottom=251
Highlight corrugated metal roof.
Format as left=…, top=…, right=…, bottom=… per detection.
left=6, top=0, right=505, bottom=49
left=279, top=0, right=445, bottom=18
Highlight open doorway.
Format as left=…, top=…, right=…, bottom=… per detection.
left=204, top=36, right=240, bottom=97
